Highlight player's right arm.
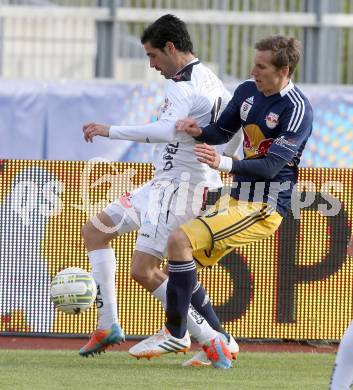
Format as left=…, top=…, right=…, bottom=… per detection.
left=83, top=82, right=193, bottom=144
left=83, top=118, right=177, bottom=144
left=83, top=122, right=109, bottom=142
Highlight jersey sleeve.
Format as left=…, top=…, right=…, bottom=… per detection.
left=109, top=119, right=176, bottom=143
left=109, top=82, right=193, bottom=143
left=269, top=101, right=313, bottom=163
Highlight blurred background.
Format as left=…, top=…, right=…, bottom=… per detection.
left=0, top=0, right=352, bottom=166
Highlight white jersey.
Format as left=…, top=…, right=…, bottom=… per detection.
left=109, top=58, right=232, bottom=190
left=153, top=59, right=230, bottom=189
left=105, top=59, right=241, bottom=258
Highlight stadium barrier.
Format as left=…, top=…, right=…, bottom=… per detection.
left=1, top=80, right=353, bottom=168
left=0, top=159, right=352, bottom=340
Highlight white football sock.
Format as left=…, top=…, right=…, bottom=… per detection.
left=88, top=248, right=118, bottom=330
left=152, top=279, right=168, bottom=307
left=152, top=278, right=218, bottom=344
left=330, top=320, right=353, bottom=389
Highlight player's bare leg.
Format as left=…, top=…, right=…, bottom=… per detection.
left=79, top=212, right=125, bottom=357
left=130, top=251, right=166, bottom=292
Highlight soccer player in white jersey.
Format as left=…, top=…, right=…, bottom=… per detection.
left=329, top=236, right=353, bottom=389
left=79, top=14, right=240, bottom=366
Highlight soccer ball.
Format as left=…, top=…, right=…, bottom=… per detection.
left=50, top=267, right=97, bottom=314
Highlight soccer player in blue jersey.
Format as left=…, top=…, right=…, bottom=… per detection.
left=136, top=35, right=313, bottom=369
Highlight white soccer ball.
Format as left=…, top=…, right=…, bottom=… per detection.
left=50, top=267, right=97, bottom=314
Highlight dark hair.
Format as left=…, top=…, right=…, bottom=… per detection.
left=141, top=14, right=194, bottom=53
left=255, top=35, right=301, bottom=77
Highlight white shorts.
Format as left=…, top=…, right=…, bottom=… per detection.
left=103, top=178, right=208, bottom=260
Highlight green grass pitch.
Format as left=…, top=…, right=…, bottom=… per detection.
left=0, top=350, right=335, bottom=390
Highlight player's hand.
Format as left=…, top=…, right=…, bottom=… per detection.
left=194, top=143, right=220, bottom=169
left=176, top=118, right=202, bottom=137
left=348, top=237, right=353, bottom=257
left=83, top=122, right=109, bottom=143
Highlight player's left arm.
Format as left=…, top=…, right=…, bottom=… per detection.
left=194, top=143, right=287, bottom=179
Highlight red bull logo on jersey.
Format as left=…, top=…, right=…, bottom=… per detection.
left=243, top=124, right=274, bottom=158
left=265, top=112, right=279, bottom=129
left=256, top=138, right=274, bottom=155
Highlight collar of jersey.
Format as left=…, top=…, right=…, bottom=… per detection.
left=173, top=58, right=200, bottom=78
left=279, top=80, right=294, bottom=97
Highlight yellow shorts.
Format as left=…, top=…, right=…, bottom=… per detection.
left=181, top=195, right=283, bottom=268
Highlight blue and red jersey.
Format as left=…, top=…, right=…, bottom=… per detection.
left=198, top=79, right=313, bottom=216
